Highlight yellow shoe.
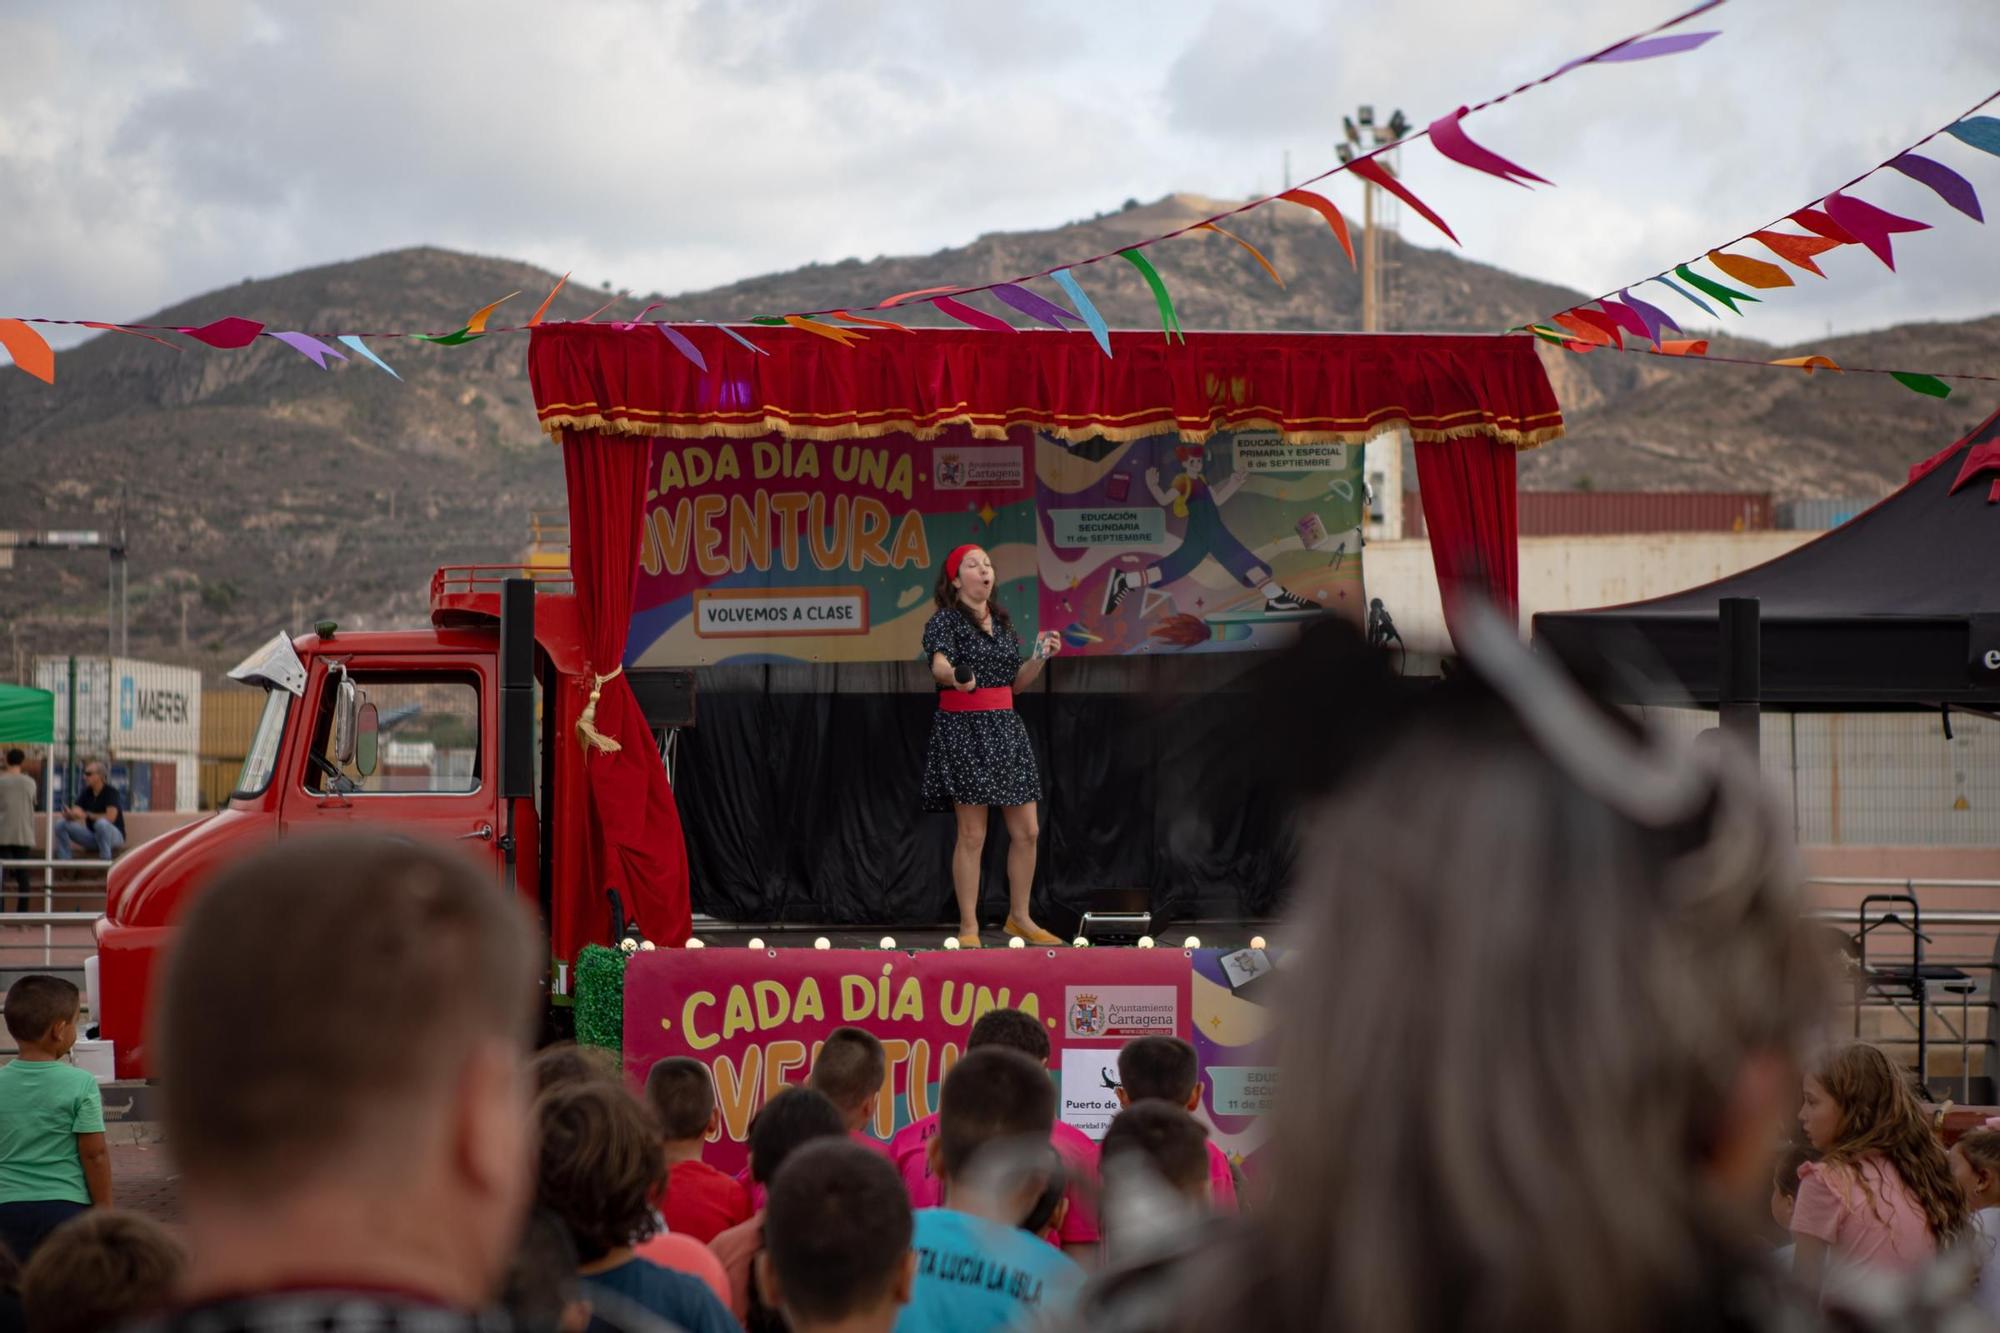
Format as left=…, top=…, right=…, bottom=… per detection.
left=955, top=931, right=984, bottom=949
left=1004, top=919, right=1065, bottom=946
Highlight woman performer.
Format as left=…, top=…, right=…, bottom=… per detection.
left=921, top=544, right=1064, bottom=947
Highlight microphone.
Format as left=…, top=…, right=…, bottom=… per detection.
left=1367, top=598, right=1402, bottom=648
left=954, top=663, right=973, bottom=686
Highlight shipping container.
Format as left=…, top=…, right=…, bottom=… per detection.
left=201, top=686, right=267, bottom=761
left=1403, top=491, right=1773, bottom=539
left=33, top=655, right=203, bottom=810
left=1777, top=498, right=1884, bottom=531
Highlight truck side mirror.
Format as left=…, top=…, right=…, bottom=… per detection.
left=332, top=670, right=359, bottom=765
left=354, top=702, right=380, bottom=778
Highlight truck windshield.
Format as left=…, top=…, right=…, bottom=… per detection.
left=233, top=689, right=290, bottom=799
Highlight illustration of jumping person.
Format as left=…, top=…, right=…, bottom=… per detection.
left=1101, top=443, right=1318, bottom=616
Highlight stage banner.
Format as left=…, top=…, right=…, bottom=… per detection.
left=622, top=947, right=1194, bottom=1175
left=1036, top=428, right=1367, bottom=656
left=1189, top=946, right=1278, bottom=1182
left=625, top=427, right=1037, bottom=667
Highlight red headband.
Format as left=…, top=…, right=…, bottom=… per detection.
left=945, top=544, right=980, bottom=581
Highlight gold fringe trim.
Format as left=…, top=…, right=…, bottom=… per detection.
left=539, top=408, right=1563, bottom=451
left=575, top=665, right=624, bottom=755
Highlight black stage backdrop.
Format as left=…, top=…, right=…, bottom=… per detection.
left=673, top=655, right=1295, bottom=929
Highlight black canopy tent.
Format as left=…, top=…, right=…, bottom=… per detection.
left=1533, top=405, right=2000, bottom=712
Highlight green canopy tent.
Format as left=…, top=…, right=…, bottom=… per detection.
left=0, top=684, right=55, bottom=744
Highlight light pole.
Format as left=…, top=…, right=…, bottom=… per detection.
left=1336, top=105, right=1411, bottom=333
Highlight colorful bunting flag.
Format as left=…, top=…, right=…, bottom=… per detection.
left=1890, top=371, right=1952, bottom=398
left=783, top=314, right=867, bottom=346
left=1886, top=153, right=1983, bottom=222
left=1617, top=289, right=1680, bottom=344
left=881, top=285, right=964, bottom=309
left=267, top=331, right=349, bottom=369
left=1426, top=106, right=1551, bottom=187
left=79, top=321, right=181, bottom=350
left=929, top=296, right=1015, bottom=333
left=1674, top=263, right=1759, bottom=314
left=699, top=321, right=769, bottom=356
left=1595, top=299, right=1653, bottom=343
left=1562, top=308, right=1626, bottom=347
left=0, top=318, right=55, bottom=383
left=1789, top=207, right=1859, bottom=245
left=657, top=324, right=708, bottom=372
left=828, top=309, right=912, bottom=332
left=1117, top=250, right=1184, bottom=343
left=412, top=325, right=481, bottom=346
left=1705, top=249, right=1793, bottom=289
left=465, top=292, right=519, bottom=334
left=1348, top=158, right=1459, bottom=244
left=1749, top=229, right=1843, bottom=278
left=1557, top=29, right=1719, bottom=72
left=1195, top=222, right=1284, bottom=287
left=1656, top=339, right=1709, bottom=356
left=1653, top=275, right=1716, bottom=317
left=179, top=317, right=266, bottom=349
left=336, top=335, right=401, bottom=380
left=1551, top=312, right=1616, bottom=347
left=1769, top=354, right=1842, bottom=374
left=528, top=273, right=569, bottom=326
left=1946, top=116, right=2000, bottom=158
left=1049, top=269, right=1112, bottom=357
left=1822, top=192, right=1931, bottom=270
left=1278, top=189, right=1356, bottom=267
left=989, top=283, right=1081, bottom=330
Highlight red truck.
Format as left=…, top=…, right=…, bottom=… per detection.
left=90, top=566, right=690, bottom=1079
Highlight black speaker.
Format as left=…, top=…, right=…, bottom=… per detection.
left=499, top=686, right=535, bottom=799
left=500, top=578, right=535, bottom=688
left=627, top=668, right=697, bottom=729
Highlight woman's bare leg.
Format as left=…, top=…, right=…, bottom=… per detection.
left=952, top=804, right=987, bottom=937
left=1001, top=802, right=1042, bottom=933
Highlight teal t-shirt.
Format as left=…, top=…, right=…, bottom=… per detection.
left=895, top=1208, right=1084, bottom=1333
left=0, top=1059, right=104, bottom=1204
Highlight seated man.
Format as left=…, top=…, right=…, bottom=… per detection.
left=53, top=763, right=124, bottom=862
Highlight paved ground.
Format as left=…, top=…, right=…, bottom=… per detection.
left=112, top=1135, right=180, bottom=1225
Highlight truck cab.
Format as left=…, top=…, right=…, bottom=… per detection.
left=90, top=566, right=693, bottom=1080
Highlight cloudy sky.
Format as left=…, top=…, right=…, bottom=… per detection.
left=3, top=0, right=1998, bottom=353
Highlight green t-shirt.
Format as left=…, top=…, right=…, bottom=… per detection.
left=0, top=1058, right=104, bottom=1204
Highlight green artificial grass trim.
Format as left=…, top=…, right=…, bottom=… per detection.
left=574, top=944, right=628, bottom=1054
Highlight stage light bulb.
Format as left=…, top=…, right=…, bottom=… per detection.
left=747, top=937, right=766, bottom=950
left=1008, top=936, right=1026, bottom=949
left=813, top=936, right=831, bottom=950
left=879, top=936, right=897, bottom=949
left=944, top=936, right=962, bottom=950
left=685, top=938, right=705, bottom=949
left=1137, top=936, right=1155, bottom=949
left=638, top=939, right=657, bottom=951
left=1072, top=937, right=1089, bottom=948
left=1250, top=935, right=1267, bottom=950
left=1182, top=935, right=1201, bottom=949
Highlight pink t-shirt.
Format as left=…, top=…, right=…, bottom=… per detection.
left=887, top=1111, right=1101, bottom=1244
left=1790, top=1156, right=1936, bottom=1272
left=733, top=1130, right=891, bottom=1214
left=1206, top=1139, right=1238, bottom=1211
left=632, top=1230, right=732, bottom=1308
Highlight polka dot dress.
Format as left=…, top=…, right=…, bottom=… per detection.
left=921, top=606, right=1042, bottom=812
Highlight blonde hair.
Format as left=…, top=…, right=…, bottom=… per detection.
left=1811, top=1042, right=1968, bottom=1245
left=1171, top=694, right=1830, bottom=1333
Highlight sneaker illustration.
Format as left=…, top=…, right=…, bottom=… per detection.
left=1101, top=569, right=1135, bottom=616
left=1263, top=589, right=1319, bottom=614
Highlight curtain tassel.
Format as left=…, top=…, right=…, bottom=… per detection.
left=575, top=666, right=625, bottom=754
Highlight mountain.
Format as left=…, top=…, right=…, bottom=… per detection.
left=1, top=195, right=1995, bottom=677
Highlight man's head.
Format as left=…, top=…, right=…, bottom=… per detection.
left=531, top=1042, right=622, bottom=1097
left=158, top=834, right=540, bottom=1299
left=4, top=747, right=23, bottom=769
left=4, top=974, right=80, bottom=1054
left=534, top=1079, right=665, bottom=1263
left=808, top=1027, right=887, bottom=1130
left=966, top=1007, right=1050, bottom=1065
left=22, top=1209, right=186, bottom=1333
left=931, top=1046, right=1057, bottom=1205
left=83, top=761, right=105, bottom=791
left=760, top=1140, right=916, bottom=1332
left=748, top=1086, right=848, bottom=1187
left=1116, top=1036, right=1200, bottom=1109
left=501, top=1208, right=591, bottom=1333
left=644, top=1056, right=719, bottom=1143
left=1101, top=1101, right=1212, bottom=1206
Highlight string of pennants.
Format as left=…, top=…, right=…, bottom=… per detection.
left=1521, top=89, right=2000, bottom=399
left=0, top=2, right=1726, bottom=386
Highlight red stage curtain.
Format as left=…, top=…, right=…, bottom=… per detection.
left=528, top=325, right=1564, bottom=451
left=1415, top=435, right=1519, bottom=629
left=560, top=429, right=692, bottom=949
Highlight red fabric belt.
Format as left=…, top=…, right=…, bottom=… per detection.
left=939, top=686, right=1014, bottom=713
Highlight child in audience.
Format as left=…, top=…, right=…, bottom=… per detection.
left=1948, top=1125, right=2000, bottom=1317
left=533, top=1080, right=740, bottom=1333
left=1102, top=1101, right=1212, bottom=1205
left=502, top=1208, right=593, bottom=1333
left=897, top=1047, right=1085, bottom=1333
left=1768, top=1140, right=1816, bottom=1274
left=888, top=1007, right=1101, bottom=1258
left=759, top=1139, right=915, bottom=1333
left=711, top=1086, right=849, bottom=1324
left=532, top=1041, right=623, bottom=1095
left=810, top=1026, right=895, bottom=1159
left=0, top=976, right=110, bottom=1263
left=1114, top=1035, right=1240, bottom=1210
left=646, top=1056, right=754, bottom=1242
left=1792, top=1041, right=1967, bottom=1287
left=19, top=1208, right=184, bottom=1333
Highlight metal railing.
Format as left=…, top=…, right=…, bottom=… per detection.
left=1, top=857, right=109, bottom=969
